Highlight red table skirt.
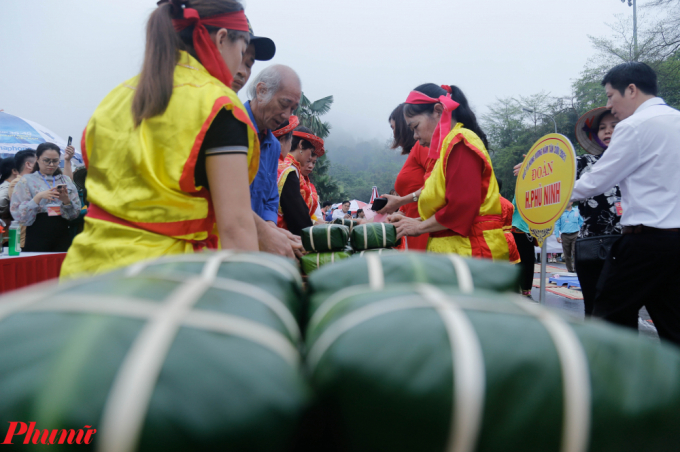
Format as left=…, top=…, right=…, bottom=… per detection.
left=0, top=253, right=67, bottom=293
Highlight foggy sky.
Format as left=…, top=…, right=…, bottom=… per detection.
left=1, top=0, right=635, bottom=153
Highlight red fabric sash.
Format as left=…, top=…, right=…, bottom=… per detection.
left=87, top=204, right=218, bottom=252
left=405, top=90, right=460, bottom=160
left=430, top=215, right=503, bottom=239
left=172, top=8, right=249, bottom=89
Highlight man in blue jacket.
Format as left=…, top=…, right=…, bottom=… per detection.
left=245, top=65, right=302, bottom=258
left=554, top=204, right=584, bottom=272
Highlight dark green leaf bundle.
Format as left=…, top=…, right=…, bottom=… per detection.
left=350, top=223, right=398, bottom=250
left=332, top=218, right=359, bottom=233
left=300, top=251, right=353, bottom=275
left=301, top=224, right=350, bottom=252
left=306, top=284, right=680, bottom=452
left=0, top=252, right=309, bottom=452
left=306, top=252, right=519, bottom=318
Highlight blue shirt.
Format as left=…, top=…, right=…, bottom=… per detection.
left=554, top=207, right=584, bottom=236
left=246, top=101, right=281, bottom=223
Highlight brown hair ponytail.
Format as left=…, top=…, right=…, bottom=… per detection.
left=131, top=0, right=245, bottom=127
left=132, top=3, right=183, bottom=127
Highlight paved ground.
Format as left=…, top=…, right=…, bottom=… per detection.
left=530, top=261, right=659, bottom=342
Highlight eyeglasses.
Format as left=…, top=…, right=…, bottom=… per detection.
left=40, top=158, right=60, bottom=166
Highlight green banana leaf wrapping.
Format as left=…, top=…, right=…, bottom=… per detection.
left=357, top=248, right=396, bottom=256
left=0, top=252, right=309, bottom=452
left=332, top=218, right=359, bottom=233
left=350, top=223, right=398, bottom=250
left=300, top=252, right=353, bottom=275
left=301, top=224, right=350, bottom=252
left=306, top=284, right=680, bottom=452
left=306, top=252, right=519, bottom=318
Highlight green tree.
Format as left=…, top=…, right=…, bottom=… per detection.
left=294, top=94, right=334, bottom=138
left=292, top=92, right=347, bottom=203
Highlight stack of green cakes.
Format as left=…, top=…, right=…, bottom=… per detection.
left=2, top=252, right=680, bottom=451
left=301, top=222, right=402, bottom=275
left=300, top=224, right=353, bottom=274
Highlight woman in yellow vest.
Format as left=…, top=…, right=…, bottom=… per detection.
left=61, top=0, right=260, bottom=278
left=390, top=84, right=509, bottom=261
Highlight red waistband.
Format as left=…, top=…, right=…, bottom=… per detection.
left=87, top=204, right=218, bottom=252
left=431, top=214, right=503, bottom=238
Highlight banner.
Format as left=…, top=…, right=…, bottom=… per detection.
left=515, top=133, right=577, bottom=246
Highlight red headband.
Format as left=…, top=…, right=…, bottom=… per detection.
left=405, top=89, right=460, bottom=160
left=293, top=131, right=325, bottom=157
left=172, top=8, right=249, bottom=89
left=273, top=115, right=300, bottom=138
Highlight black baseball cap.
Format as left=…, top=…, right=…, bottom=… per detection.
left=247, top=18, right=276, bottom=61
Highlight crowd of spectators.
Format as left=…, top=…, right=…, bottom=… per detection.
left=0, top=143, right=87, bottom=253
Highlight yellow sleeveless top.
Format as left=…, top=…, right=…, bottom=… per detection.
left=61, top=51, right=259, bottom=278
left=418, top=123, right=509, bottom=260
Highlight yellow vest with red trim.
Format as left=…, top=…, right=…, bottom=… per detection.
left=418, top=123, right=509, bottom=260
left=276, top=154, right=315, bottom=229
left=61, top=51, right=259, bottom=278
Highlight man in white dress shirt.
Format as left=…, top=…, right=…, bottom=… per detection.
left=571, top=62, right=680, bottom=346
left=332, top=201, right=352, bottom=221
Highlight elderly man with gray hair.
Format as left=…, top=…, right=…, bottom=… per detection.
left=244, top=64, right=303, bottom=258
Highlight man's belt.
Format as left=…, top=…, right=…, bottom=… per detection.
left=622, top=225, right=680, bottom=235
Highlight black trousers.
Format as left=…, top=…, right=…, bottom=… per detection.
left=575, top=256, right=606, bottom=316
left=513, top=231, right=535, bottom=291
left=593, top=231, right=680, bottom=347
left=24, top=213, right=73, bottom=252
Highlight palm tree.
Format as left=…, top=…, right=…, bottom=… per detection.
left=294, top=93, right=333, bottom=138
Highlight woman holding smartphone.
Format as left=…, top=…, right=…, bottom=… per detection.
left=11, top=142, right=81, bottom=251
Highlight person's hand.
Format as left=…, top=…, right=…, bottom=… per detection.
left=259, top=223, right=297, bottom=259
left=386, top=212, right=405, bottom=223
left=57, top=186, right=70, bottom=204
left=275, top=226, right=304, bottom=258
left=556, top=237, right=562, bottom=243
left=377, top=194, right=403, bottom=215
left=512, top=154, right=527, bottom=176
left=344, top=213, right=351, bottom=219
left=33, top=188, right=59, bottom=204
left=64, top=146, right=75, bottom=162
left=391, top=216, right=422, bottom=240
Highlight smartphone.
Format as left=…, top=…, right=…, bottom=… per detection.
left=56, top=184, right=67, bottom=191
left=371, top=198, right=388, bottom=211
left=67, top=136, right=72, bottom=147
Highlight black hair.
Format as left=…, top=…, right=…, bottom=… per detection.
left=0, top=158, right=14, bottom=184
left=601, top=62, right=658, bottom=96
left=342, top=200, right=350, bottom=205
left=13, top=149, right=36, bottom=174
left=496, top=178, right=503, bottom=192
left=291, top=126, right=315, bottom=152
left=33, top=142, right=62, bottom=176
left=357, top=209, right=363, bottom=215
left=322, top=201, right=332, bottom=208
left=404, top=84, right=489, bottom=150
left=389, top=104, right=416, bottom=155
left=274, top=118, right=294, bottom=142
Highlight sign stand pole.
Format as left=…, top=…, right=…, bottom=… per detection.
left=539, top=242, right=547, bottom=304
